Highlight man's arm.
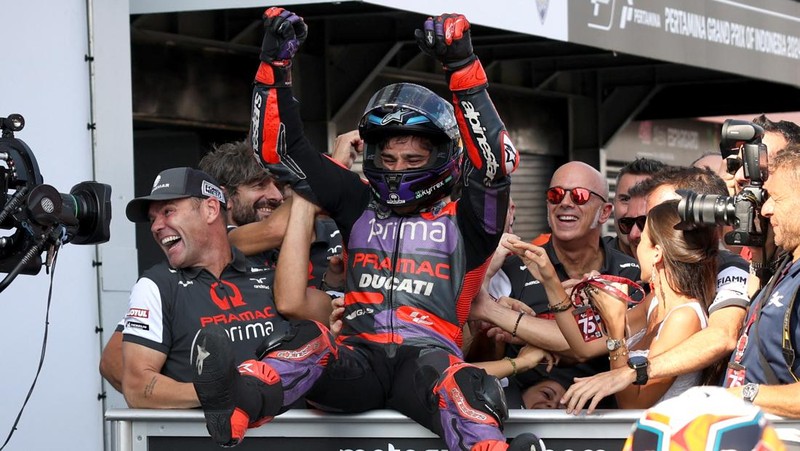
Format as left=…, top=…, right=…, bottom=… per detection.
left=728, top=382, right=800, bottom=417
left=649, top=305, right=744, bottom=378
left=228, top=197, right=291, bottom=255
left=99, top=330, right=124, bottom=393
left=121, top=341, right=199, bottom=409
left=251, top=11, right=367, bottom=221
left=274, top=194, right=332, bottom=323
left=470, top=288, right=583, bottom=359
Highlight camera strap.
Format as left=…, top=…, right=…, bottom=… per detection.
left=781, top=288, right=799, bottom=382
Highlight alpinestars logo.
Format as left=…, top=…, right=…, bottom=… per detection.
left=380, top=110, right=409, bottom=125
left=194, top=341, right=211, bottom=375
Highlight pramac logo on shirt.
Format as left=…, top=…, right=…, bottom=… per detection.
left=209, top=280, right=246, bottom=311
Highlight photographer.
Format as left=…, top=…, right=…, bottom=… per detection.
left=724, top=144, right=800, bottom=418
left=729, top=116, right=800, bottom=294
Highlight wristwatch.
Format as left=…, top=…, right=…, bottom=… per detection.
left=606, top=338, right=624, bottom=352
left=627, top=355, right=649, bottom=385
left=742, top=383, right=760, bottom=403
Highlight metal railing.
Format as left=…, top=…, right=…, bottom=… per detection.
left=106, top=408, right=800, bottom=451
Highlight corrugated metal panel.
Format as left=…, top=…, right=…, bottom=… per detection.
left=510, top=153, right=559, bottom=240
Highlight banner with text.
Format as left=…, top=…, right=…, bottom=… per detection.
left=570, top=0, right=800, bottom=86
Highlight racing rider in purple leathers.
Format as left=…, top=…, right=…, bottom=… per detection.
left=192, top=8, right=543, bottom=451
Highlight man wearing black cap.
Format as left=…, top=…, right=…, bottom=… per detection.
left=117, top=167, right=291, bottom=408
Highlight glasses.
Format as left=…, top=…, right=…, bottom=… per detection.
left=546, top=186, right=607, bottom=205
left=617, top=215, right=647, bottom=235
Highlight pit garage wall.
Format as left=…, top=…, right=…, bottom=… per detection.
left=0, top=1, right=136, bottom=450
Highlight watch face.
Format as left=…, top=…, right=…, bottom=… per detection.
left=606, top=339, right=619, bottom=351
left=742, top=383, right=758, bottom=402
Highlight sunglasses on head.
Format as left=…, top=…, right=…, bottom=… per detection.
left=617, top=215, right=647, bottom=235
left=546, top=186, right=607, bottom=205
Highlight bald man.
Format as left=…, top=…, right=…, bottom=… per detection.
left=473, top=161, right=640, bottom=408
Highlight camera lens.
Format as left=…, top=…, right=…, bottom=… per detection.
left=677, top=191, right=736, bottom=228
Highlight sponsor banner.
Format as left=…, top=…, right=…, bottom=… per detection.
left=365, top=0, right=568, bottom=41
left=606, top=118, right=721, bottom=166
left=570, top=0, right=800, bottom=86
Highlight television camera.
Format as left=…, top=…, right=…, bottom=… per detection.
left=0, top=114, right=111, bottom=292
left=677, top=119, right=768, bottom=247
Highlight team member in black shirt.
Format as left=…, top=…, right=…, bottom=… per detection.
left=118, top=167, right=293, bottom=408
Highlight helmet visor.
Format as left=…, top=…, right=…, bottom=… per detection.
left=362, top=83, right=458, bottom=142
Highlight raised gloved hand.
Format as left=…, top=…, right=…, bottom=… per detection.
left=260, top=7, right=307, bottom=66
left=414, top=14, right=476, bottom=71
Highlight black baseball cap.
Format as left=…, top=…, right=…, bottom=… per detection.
left=126, top=167, right=227, bottom=223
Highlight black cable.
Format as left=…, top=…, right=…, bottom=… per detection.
left=0, top=243, right=59, bottom=451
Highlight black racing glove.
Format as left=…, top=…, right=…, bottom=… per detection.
left=260, top=7, right=307, bottom=65
left=414, top=14, right=476, bottom=71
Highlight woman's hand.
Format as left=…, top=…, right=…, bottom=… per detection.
left=484, top=233, right=521, bottom=283
left=560, top=366, right=636, bottom=415
left=516, top=345, right=559, bottom=373
left=502, top=238, right=558, bottom=283
left=585, top=284, right=627, bottom=334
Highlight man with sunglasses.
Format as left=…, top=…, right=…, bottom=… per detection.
left=561, top=166, right=751, bottom=414
left=480, top=161, right=640, bottom=407
left=605, top=158, right=666, bottom=259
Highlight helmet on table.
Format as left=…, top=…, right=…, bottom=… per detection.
left=358, top=83, right=462, bottom=209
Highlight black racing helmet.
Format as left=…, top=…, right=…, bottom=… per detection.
left=358, top=83, right=462, bottom=209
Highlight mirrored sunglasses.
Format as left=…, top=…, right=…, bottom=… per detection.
left=546, top=186, right=607, bottom=205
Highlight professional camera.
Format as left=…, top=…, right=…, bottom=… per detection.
left=0, top=114, right=112, bottom=291
left=676, top=119, right=768, bottom=247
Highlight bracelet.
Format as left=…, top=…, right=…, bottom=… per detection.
left=504, top=357, right=518, bottom=376
left=609, top=348, right=629, bottom=361
left=549, top=294, right=573, bottom=313
left=511, top=311, right=525, bottom=338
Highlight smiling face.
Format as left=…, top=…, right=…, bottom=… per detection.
left=547, top=162, right=611, bottom=244
left=522, top=379, right=567, bottom=409
left=148, top=197, right=214, bottom=269
left=377, top=136, right=433, bottom=171
left=228, top=178, right=284, bottom=226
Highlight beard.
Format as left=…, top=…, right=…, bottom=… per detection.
left=230, top=199, right=259, bottom=226
left=230, top=197, right=283, bottom=226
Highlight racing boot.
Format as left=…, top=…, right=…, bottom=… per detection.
left=507, top=433, right=547, bottom=451
left=191, top=324, right=249, bottom=447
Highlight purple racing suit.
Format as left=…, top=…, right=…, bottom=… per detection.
left=245, top=56, right=520, bottom=450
